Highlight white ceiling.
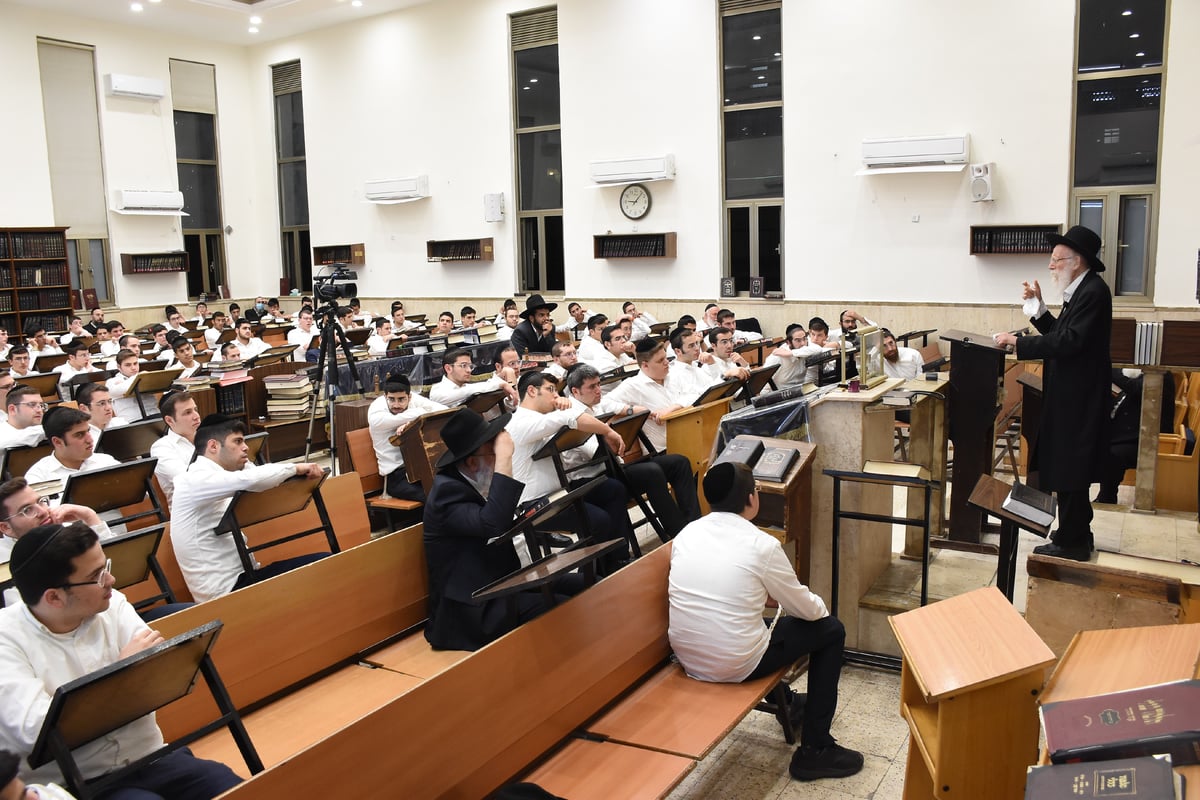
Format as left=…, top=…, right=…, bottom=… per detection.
left=4, top=0, right=431, bottom=45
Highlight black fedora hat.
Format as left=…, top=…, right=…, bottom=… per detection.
left=435, top=407, right=512, bottom=468
left=520, top=294, right=558, bottom=320
left=1046, top=225, right=1106, bottom=273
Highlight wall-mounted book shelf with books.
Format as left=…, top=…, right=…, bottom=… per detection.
left=969, top=224, right=1061, bottom=255
left=0, top=227, right=74, bottom=338
left=120, top=252, right=190, bottom=275
left=312, top=243, right=365, bottom=266
left=426, top=238, right=494, bottom=262
left=593, top=232, right=677, bottom=259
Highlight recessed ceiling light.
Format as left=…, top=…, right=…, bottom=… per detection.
left=529, top=78, right=538, bottom=83
left=130, top=2, right=143, bottom=10
left=351, top=0, right=363, bottom=6
left=1135, top=51, right=1146, bottom=57
left=1129, top=32, right=1140, bottom=38
left=248, top=26, right=259, bottom=33
left=1122, top=9, right=1132, bottom=15
left=249, top=15, right=262, bottom=24
left=522, top=86, right=530, bottom=90
left=752, top=34, right=762, bottom=41
left=773, top=52, right=781, bottom=57
left=148, top=0, right=161, bottom=3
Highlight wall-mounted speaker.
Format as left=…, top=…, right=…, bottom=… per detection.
left=970, top=162, right=994, bottom=202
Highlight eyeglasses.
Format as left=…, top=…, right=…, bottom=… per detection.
left=1049, top=255, right=1077, bottom=265
left=86, top=399, right=114, bottom=408
left=3, top=495, right=50, bottom=521
left=17, top=401, right=48, bottom=411
left=61, top=558, right=111, bottom=590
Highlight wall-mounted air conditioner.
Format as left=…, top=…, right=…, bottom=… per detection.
left=590, top=154, right=675, bottom=185
left=104, top=73, right=166, bottom=101
left=111, top=190, right=187, bottom=216
left=365, top=176, right=430, bottom=204
left=856, top=134, right=970, bottom=175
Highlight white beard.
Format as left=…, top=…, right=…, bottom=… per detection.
left=1049, top=269, right=1070, bottom=300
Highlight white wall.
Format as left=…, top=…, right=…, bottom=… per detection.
left=0, top=0, right=1196, bottom=311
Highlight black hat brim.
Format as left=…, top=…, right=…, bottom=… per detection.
left=434, top=410, right=512, bottom=469
left=1045, top=233, right=1107, bottom=273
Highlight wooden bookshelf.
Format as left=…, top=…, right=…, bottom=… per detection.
left=313, top=243, right=366, bottom=266
left=426, top=238, right=494, bottom=262
left=120, top=251, right=189, bottom=275
left=969, top=224, right=1061, bottom=255
left=593, top=232, right=677, bottom=259
left=0, top=227, right=74, bottom=338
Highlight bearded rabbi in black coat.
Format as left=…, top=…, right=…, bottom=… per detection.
left=993, top=225, right=1112, bottom=561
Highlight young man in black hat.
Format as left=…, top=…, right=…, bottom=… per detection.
left=669, top=462, right=863, bottom=782
left=509, top=294, right=559, bottom=354
left=422, top=408, right=582, bottom=650
left=994, top=224, right=1112, bottom=561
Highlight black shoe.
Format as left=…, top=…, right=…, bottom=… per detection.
left=1032, top=542, right=1091, bottom=562
left=789, top=743, right=864, bottom=781
left=784, top=688, right=807, bottom=728
left=1094, top=492, right=1119, bottom=504
left=544, top=532, right=574, bottom=548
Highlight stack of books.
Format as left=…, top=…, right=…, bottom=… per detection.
left=263, top=373, right=313, bottom=420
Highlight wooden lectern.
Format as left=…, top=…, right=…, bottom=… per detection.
left=939, top=330, right=1007, bottom=542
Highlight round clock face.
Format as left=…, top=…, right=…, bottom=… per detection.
left=619, top=183, right=651, bottom=220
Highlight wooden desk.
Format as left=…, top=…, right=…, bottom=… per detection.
left=740, top=435, right=816, bottom=582
left=1039, top=624, right=1200, bottom=800
left=891, top=586, right=1055, bottom=800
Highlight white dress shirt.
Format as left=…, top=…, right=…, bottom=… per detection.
left=0, top=595, right=164, bottom=785
left=287, top=327, right=318, bottom=361
left=667, top=360, right=718, bottom=398
left=237, top=337, right=270, bottom=360
left=668, top=512, right=828, bottom=682
left=150, top=429, right=196, bottom=504
left=98, top=340, right=120, bottom=357
left=367, top=393, right=446, bottom=478
left=88, top=416, right=128, bottom=449
left=702, top=354, right=742, bottom=383
left=25, top=452, right=121, bottom=492
left=506, top=405, right=584, bottom=503
left=762, top=349, right=807, bottom=387
left=494, top=324, right=514, bottom=341
left=0, top=421, right=45, bottom=456
left=883, top=347, right=924, bottom=380
left=628, top=312, right=659, bottom=342
left=204, top=327, right=225, bottom=349
left=428, top=375, right=509, bottom=408
left=576, top=336, right=605, bottom=364
left=105, top=372, right=142, bottom=421
left=169, top=457, right=299, bottom=602
left=581, top=347, right=633, bottom=374
left=607, top=372, right=697, bottom=453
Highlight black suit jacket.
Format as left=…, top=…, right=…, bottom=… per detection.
left=509, top=319, right=556, bottom=355
left=1016, top=269, right=1112, bottom=490
left=422, top=467, right=524, bottom=651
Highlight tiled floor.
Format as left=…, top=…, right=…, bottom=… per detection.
left=661, top=483, right=1199, bottom=800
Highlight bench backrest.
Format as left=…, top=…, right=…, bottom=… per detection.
left=153, top=522, right=429, bottom=742
left=343, top=428, right=383, bottom=493
left=220, top=543, right=673, bottom=798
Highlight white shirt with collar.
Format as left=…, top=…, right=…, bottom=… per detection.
left=150, top=429, right=196, bottom=504
left=494, top=324, right=514, bottom=341
left=0, top=594, right=164, bottom=785
left=544, top=362, right=568, bottom=380
left=105, top=372, right=142, bottom=421
left=53, top=363, right=93, bottom=398
left=559, top=395, right=625, bottom=478
left=628, top=312, right=659, bottom=342
left=287, top=327, right=317, bottom=361
left=581, top=347, right=633, bottom=374
left=366, top=392, right=446, bottom=478
left=25, top=452, right=121, bottom=491
left=204, top=327, right=225, bottom=348
left=702, top=353, right=742, bottom=383
left=428, top=374, right=509, bottom=408
left=237, top=337, right=270, bottom=360
left=576, top=336, right=605, bottom=363
left=169, top=457, right=300, bottom=602
left=762, top=349, right=807, bottom=387
left=506, top=405, right=585, bottom=503
left=555, top=311, right=593, bottom=334
left=790, top=343, right=834, bottom=384
left=607, top=372, right=697, bottom=453
left=668, top=511, right=829, bottom=683
left=667, top=359, right=719, bottom=398
left=98, top=340, right=121, bottom=357
left=0, top=421, right=45, bottom=454
left=883, top=347, right=924, bottom=380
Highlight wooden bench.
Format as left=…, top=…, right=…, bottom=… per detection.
left=214, top=542, right=807, bottom=799
left=153, top=522, right=436, bottom=775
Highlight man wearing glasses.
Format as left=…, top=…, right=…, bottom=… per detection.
left=0, top=523, right=241, bottom=798
left=76, top=383, right=129, bottom=447
left=429, top=347, right=519, bottom=409
left=702, top=329, right=752, bottom=383
left=0, top=478, right=111, bottom=566
left=580, top=324, right=634, bottom=374
left=763, top=324, right=826, bottom=387
left=0, top=386, right=46, bottom=459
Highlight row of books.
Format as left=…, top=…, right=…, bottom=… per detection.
left=427, top=242, right=484, bottom=261
left=11, top=263, right=70, bottom=287
left=971, top=228, right=1055, bottom=255
left=1029, top=679, right=1200, bottom=798
left=125, top=255, right=188, bottom=273
left=596, top=237, right=668, bottom=258
left=16, top=289, right=71, bottom=311
left=0, top=233, right=67, bottom=259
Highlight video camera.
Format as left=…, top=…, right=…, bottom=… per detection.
left=313, top=265, right=358, bottom=302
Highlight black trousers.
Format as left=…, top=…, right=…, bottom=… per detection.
left=386, top=468, right=427, bottom=502
left=1052, top=489, right=1094, bottom=550
left=624, top=454, right=700, bottom=538
left=232, top=552, right=330, bottom=591
left=744, top=615, right=846, bottom=749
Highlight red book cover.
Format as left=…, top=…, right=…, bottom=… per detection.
left=1042, top=679, right=1200, bottom=765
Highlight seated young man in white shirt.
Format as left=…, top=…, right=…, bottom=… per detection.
left=105, top=349, right=144, bottom=421
left=580, top=324, right=635, bottom=374
left=25, top=326, right=64, bottom=369
left=171, top=337, right=203, bottom=378
left=76, top=382, right=129, bottom=446
left=703, top=328, right=752, bottom=383
left=880, top=328, right=924, bottom=380
left=0, top=327, right=11, bottom=362
left=57, top=316, right=87, bottom=346
left=0, top=385, right=47, bottom=457
left=608, top=339, right=700, bottom=454
left=191, top=300, right=210, bottom=325
left=287, top=306, right=319, bottom=362
left=366, top=320, right=403, bottom=357
left=428, top=347, right=518, bottom=409
left=1, top=523, right=242, bottom=797
left=232, top=320, right=269, bottom=361
left=826, top=309, right=876, bottom=346
left=714, top=308, right=763, bottom=345
left=150, top=391, right=202, bottom=504
left=544, top=340, right=578, bottom=380
left=666, top=329, right=720, bottom=398
left=6, top=347, right=35, bottom=381
left=575, top=314, right=609, bottom=364
left=367, top=373, right=446, bottom=501
left=0, top=476, right=113, bottom=567
left=493, top=307, right=521, bottom=342
left=170, top=415, right=327, bottom=603
left=53, top=341, right=94, bottom=401
left=433, top=311, right=456, bottom=336
left=763, top=324, right=820, bottom=388
left=669, top=462, right=863, bottom=782
left=143, top=325, right=173, bottom=363
left=458, top=305, right=478, bottom=329
left=204, top=311, right=231, bottom=349
left=620, top=301, right=659, bottom=342
left=98, top=321, right=126, bottom=357
left=165, top=309, right=191, bottom=336
left=24, top=406, right=121, bottom=492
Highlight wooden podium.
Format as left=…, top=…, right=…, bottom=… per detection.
left=891, top=587, right=1055, bottom=800
left=940, top=330, right=1007, bottom=542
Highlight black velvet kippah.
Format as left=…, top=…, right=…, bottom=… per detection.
left=634, top=337, right=659, bottom=354
left=702, top=462, right=737, bottom=506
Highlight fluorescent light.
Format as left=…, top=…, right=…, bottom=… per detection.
left=529, top=78, right=538, bottom=83
left=752, top=34, right=762, bottom=41
left=351, top=0, right=363, bottom=6
left=1136, top=51, right=1145, bottom=56
left=1129, top=32, right=1140, bottom=38
left=1122, top=9, right=1132, bottom=15
left=248, top=25, right=259, bottom=33
left=249, top=15, right=262, bottom=24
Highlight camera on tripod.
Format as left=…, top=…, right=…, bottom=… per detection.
left=313, top=264, right=358, bottom=303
